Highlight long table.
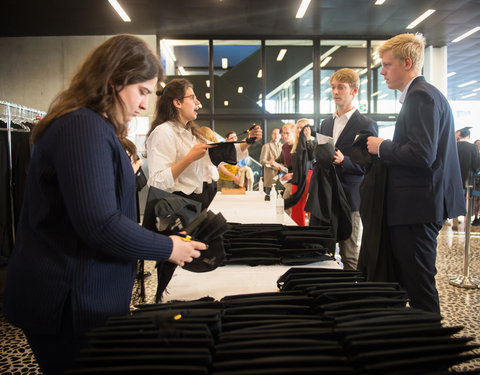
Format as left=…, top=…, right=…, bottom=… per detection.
left=164, top=191, right=339, bottom=302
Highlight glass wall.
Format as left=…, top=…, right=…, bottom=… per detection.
left=264, top=40, right=313, bottom=114
left=159, top=39, right=210, bottom=115
left=213, top=40, right=262, bottom=114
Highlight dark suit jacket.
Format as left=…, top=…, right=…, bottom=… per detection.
left=457, top=140, right=480, bottom=188
left=320, top=110, right=378, bottom=211
left=379, top=76, right=465, bottom=226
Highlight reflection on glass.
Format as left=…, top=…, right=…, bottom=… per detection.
left=213, top=40, right=262, bottom=114
left=159, top=39, right=210, bottom=115
left=265, top=40, right=314, bottom=114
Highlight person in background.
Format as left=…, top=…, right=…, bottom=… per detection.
left=454, top=127, right=480, bottom=230
left=217, top=131, right=242, bottom=190
left=289, top=118, right=316, bottom=226
left=146, top=79, right=261, bottom=301
left=2, top=35, right=207, bottom=375
left=271, top=122, right=296, bottom=216
left=367, top=33, right=465, bottom=313
left=319, top=68, right=378, bottom=270
left=260, top=128, right=282, bottom=200
left=147, top=81, right=261, bottom=208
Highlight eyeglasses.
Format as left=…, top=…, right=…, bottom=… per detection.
left=180, top=94, right=197, bottom=101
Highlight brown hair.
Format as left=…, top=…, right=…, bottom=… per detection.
left=119, top=137, right=139, bottom=162
left=330, top=68, right=360, bottom=89
left=148, top=78, right=202, bottom=138
left=31, top=34, right=162, bottom=144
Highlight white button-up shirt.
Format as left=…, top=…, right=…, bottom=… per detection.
left=332, top=107, right=357, bottom=144
left=146, top=121, right=246, bottom=194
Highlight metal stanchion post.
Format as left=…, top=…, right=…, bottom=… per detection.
left=449, top=185, right=480, bottom=289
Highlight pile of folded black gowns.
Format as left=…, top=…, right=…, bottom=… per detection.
left=67, top=268, right=480, bottom=374
left=222, top=223, right=336, bottom=266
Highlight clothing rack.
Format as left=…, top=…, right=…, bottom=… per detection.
left=1, top=100, right=46, bottom=245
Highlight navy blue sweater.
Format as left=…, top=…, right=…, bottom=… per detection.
left=4, top=108, right=172, bottom=335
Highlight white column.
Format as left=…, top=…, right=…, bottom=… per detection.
left=424, top=45, right=448, bottom=96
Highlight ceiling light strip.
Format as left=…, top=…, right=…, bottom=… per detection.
left=108, top=0, right=131, bottom=22
left=276, top=49, right=287, bottom=61
left=458, top=80, right=477, bottom=88
left=406, top=9, right=436, bottom=29
left=451, top=26, right=480, bottom=43
left=296, top=0, right=312, bottom=18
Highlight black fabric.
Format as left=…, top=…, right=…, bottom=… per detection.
left=351, top=130, right=395, bottom=282
left=141, top=186, right=202, bottom=303
left=208, top=142, right=237, bottom=166
left=0, top=121, right=32, bottom=265
left=305, top=143, right=352, bottom=245
left=284, top=127, right=316, bottom=209
left=135, top=167, right=147, bottom=191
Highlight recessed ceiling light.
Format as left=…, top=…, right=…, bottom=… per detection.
left=375, top=0, right=386, bottom=4
left=108, top=0, right=131, bottom=22
left=276, top=49, right=287, bottom=61
left=206, top=80, right=210, bottom=87
left=224, top=100, right=229, bottom=106
left=461, top=93, right=477, bottom=99
left=447, top=72, right=456, bottom=78
left=372, top=91, right=381, bottom=97
left=296, top=0, right=311, bottom=18
left=205, top=93, right=210, bottom=99
left=238, top=86, right=244, bottom=94
left=406, top=9, right=436, bottom=29
left=458, top=80, right=477, bottom=88
left=222, top=58, right=228, bottom=69
left=257, top=69, right=262, bottom=78
left=451, top=27, right=480, bottom=43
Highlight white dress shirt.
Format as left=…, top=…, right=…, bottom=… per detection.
left=332, top=107, right=357, bottom=144
left=146, top=121, right=246, bottom=194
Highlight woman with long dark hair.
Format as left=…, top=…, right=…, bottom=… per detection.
left=3, top=35, right=206, bottom=375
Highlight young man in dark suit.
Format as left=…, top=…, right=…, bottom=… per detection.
left=320, top=68, right=377, bottom=270
left=367, top=33, right=465, bottom=313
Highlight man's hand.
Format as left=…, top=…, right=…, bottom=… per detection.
left=367, top=136, right=384, bottom=155
left=333, top=149, right=344, bottom=165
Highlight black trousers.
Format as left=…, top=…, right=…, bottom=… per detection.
left=388, top=221, right=444, bottom=313
left=155, top=187, right=212, bottom=302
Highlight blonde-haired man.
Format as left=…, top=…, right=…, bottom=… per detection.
left=367, top=33, right=464, bottom=313
left=318, top=68, right=377, bottom=270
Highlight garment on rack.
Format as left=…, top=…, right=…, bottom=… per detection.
left=0, top=120, right=32, bottom=265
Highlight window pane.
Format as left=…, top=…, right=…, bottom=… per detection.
left=319, top=40, right=368, bottom=114
left=370, top=40, right=400, bottom=114
left=265, top=40, right=313, bottom=114
left=160, top=39, right=210, bottom=115
left=213, top=40, right=262, bottom=114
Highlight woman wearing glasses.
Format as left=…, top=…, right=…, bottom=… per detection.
left=146, top=78, right=261, bottom=210
left=146, top=78, right=261, bottom=301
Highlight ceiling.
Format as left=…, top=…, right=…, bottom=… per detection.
left=2, top=0, right=480, bottom=101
